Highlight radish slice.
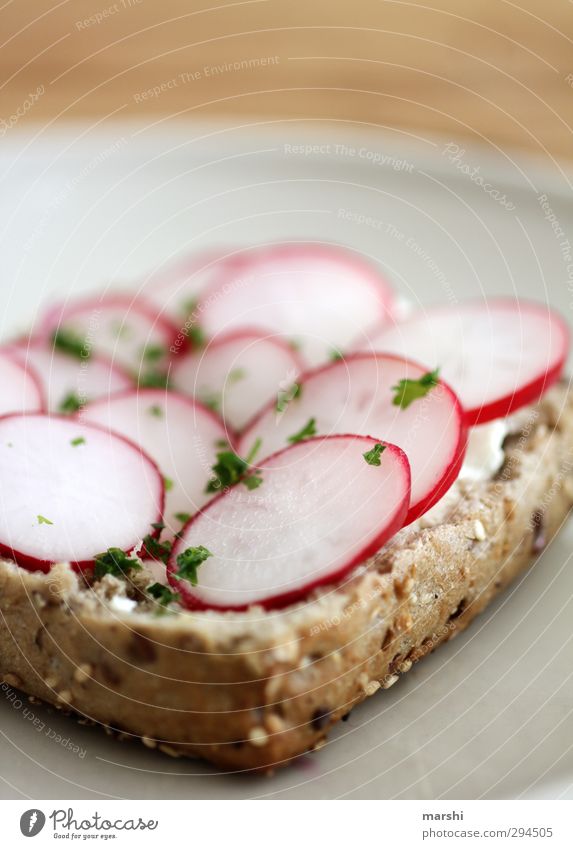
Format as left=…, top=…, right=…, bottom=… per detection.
left=140, top=249, right=239, bottom=321
left=168, top=435, right=410, bottom=611
left=238, top=353, right=466, bottom=524
left=40, top=294, right=180, bottom=377
left=198, top=244, right=394, bottom=367
left=6, top=338, right=133, bottom=413
left=171, top=329, right=304, bottom=431
left=82, top=389, right=228, bottom=538
left=0, top=352, right=44, bottom=415
left=361, top=299, right=569, bottom=425
left=0, top=414, right=164, bottom=572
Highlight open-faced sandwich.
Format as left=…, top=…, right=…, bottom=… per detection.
left=0, top=243, right=571, bottom=772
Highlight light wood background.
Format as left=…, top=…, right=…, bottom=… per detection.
left=1, top=0, right=573, bottom=162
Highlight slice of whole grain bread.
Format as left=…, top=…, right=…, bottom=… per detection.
left=0, top=384, right=572, bottom=772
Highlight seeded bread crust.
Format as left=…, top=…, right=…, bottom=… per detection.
left=0, top=385, right=572, bottom=772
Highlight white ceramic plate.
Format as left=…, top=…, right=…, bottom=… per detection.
left=1, top=122, right=572, bottom=800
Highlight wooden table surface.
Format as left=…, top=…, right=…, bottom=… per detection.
left=1, top=0, right=572, bottom=164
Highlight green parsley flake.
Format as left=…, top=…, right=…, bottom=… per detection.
left=111, top=320, right=132, bottom=340
left=37, top=515, right=54, bottom=526
left=174, top=512, right=192, bottom=525
left=164, top=477, right=174, bottom=492
left=143, top=534, right=172, bottom=564
left=93, top=548, right=142, bottom=580
left=142, top=344, right=166, bottom=363
left=181, top=297, right=198, bottom=317
left=228, top=368, right=246, bottom=384
left=363, top=443, right=386, bottom=466
left=276, top=382, right=301, bottom=413
left=243, top=473, right=263, bottom=490
left=187, top=325, right=207, bottom=348
left=52, top=328, right=90, bottom=360
left=148, top=405, right=163, bottom=418
left=70, top=436, right=86, bottom=446
left=245, top=437, right=262, bottom=465
left=206, top=451, right=248, bottom=492
left=147, top=583, right=180, bottom=608
left=175, top=545, right=213, bottom=585
left=287, top=417, right=317, bottom=444
left=59, top=392, right=83, bottom=414
left=392, top=368, right=440, bottom=409
left=200, top=392, right=221, bottom=413
left=330, top=349, right=343, bottom=362
left=138, top=371, right=170, bottom=389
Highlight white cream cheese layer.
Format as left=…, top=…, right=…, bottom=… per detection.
left=416, top=418, right=510, bottom=526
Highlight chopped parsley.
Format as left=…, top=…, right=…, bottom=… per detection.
left=245, top=437, right=262, bottom=465
left=142, top=344, right=166, bottom=363
left=37, top=514, right=54, bottom=526
left=93, top=548, right=142, bottom=580
left=392, top=368, right=440, bottom=409
left=138, top=370, right=170, bottom=389
left=200, top=392, right=221, bottom=413
left=147, top=583, right=180, bottom=607
left=111, top=320, right=132, bottom=340
left=287, top=417, right=317, bottom=444
left=228, top=368, right=246, bottom=384
left=143, top=534, right=172, bottom=564
left=181, top=297, right=199, bottom=317
left=214, top=438, right=230, bottom=449
left=175, top=545, right=212, bottom=585
left=187, top=325, right=206, bottom=348
left=206, top=450, right=248, bottom=492
left=174, top=512, right=192, bottom=525
left=206, top=446, right=264, bottom=493
left=148, top=404, right=163, bottom=418
left=363, top=443, right=386, bottom=466
left=70, top=436, right=86, bottom=446
left=164, top=477, right=174, bottom=492
left=243, top=473, right=263, bottom=490
left=59, top=392, right=82, bottom=414
left=151, top=521, right=166, bottom=532
left=276, top=382, right=301, bottom=413
left=52, top=328, right=90, bottom=360
left=330, top=349, right=343, bottom=362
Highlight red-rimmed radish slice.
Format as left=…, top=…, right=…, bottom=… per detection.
left=140, top=248, right=240, bottom=321
left=238, top=353, right=466, bottom=524
left=171, top=329, right=304, bottom=431
left=199, top=244, right=394, bottom=367
left=6, top=338, right=133, bottom=413
left=0, top=351, right=44, bottom=414
left=40, top=294, right=180, bottom=375
left=0, top=414, right=164, bottom=572
left=361, top=299, right=569, bottom=425
left=82, top=389, right=228, bottom=538
left=168, top=435, right=410, bottom=611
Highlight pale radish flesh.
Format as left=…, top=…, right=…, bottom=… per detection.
left=238, top=353, right=466, bottom=524
left=139, top=249, right=239, bottom=321
left=0, top=351, right=44, bottom=414
left=168, top=435, right=410, bottom=611
left=82, top=389, right=228, bottom=538
left=171, top=329, right=304, bottom=431
left=0, top=414, right=164, bottom=571
left=361, top=299, right=569, bottom=425
left=6, top=338, right=133, bottom=413
left=198, top=244, right=394, bottom=367
left=40, top=294, right=179, bottom=377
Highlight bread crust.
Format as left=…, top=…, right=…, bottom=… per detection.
left=1, top=385, right=572, bottom=772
